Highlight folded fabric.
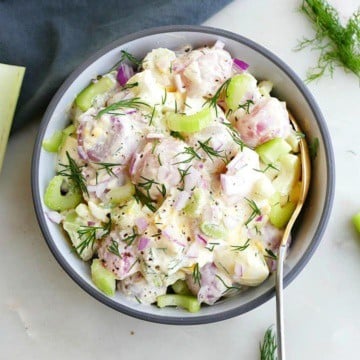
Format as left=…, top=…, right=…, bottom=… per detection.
left=0, top=0, right=232, bottom=133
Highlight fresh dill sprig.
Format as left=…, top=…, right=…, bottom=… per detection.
left=134, top=186, right=157, bottom=212
left=296, top=0, right=360, bottom=82
left=197, top=138, right=227, bottom=162
left=309, top=137, right=319, bottom=159
left=192, top=263, right=202, bottom=286
left=204, top=78, right=231, bottom=116
left=205, top=242, right=220, bottom=252
left=122, top=227, right=139, bottom=246
left=265, top=249, right=277, bottom=260
left=260, top=326, right=277, bottom=360
left=96, top=98, right=150, bottom=118
left=237, top=99, right=254, bottom=114
left=177, top=165, right=192, bottom=191
left=215, top=275, right=242, bottom=294
left=173, top=146, right=201, bottom=165
left=148, top=106, right=156, bottom=126
left=122, top=82, right=139, bottom=90
left=94, top=162, right=122, bottom=177
left=120, top=50, right=142, bottom=67
left=254, top=163, right=280, bottom=173
left=108, top=239, right=122, bottom=258
left=244, top=197, right=261, bottom=226
left=161, top=89, right=167, bottom=105
left=76, top=217, right=112, bottom=256
left=231, top=239, right=251, bottom=252
left=223, top=122, right=246, bottom=151
left=58, top=151, right=88, bottom=195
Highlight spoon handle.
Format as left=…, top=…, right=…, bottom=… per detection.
left=276, top=244, right=287, bottom=360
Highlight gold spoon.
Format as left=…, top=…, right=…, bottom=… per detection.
left=276, top=113, right=311, bottom=360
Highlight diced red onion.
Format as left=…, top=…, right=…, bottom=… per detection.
left=46, top=211, right=64, bottom=224
left=129, top=153, right=142, bottom=176
left=88, top=220, right=96, bottom=226
left=163, top=227, right=185, bottom=247
left=233, top=58, right=249, bottom=72
left=117, top=63, right=134, bottom=86
left=87, top=181, right=109, bottom=198
left=135, top=217, right=148, bottom=232
left=77, top=145, right=88, bottom=160
left=213, top=40, right=225, bottom=49
left=256, top=215, right=263, bottom=222
left=174, top=190, right=190, bottom=211
left=138, top=236, right=150, bottom=251
left=234, top=263, right=244, bottom=278
left=186, top=243, right=199, bottom=259
left=184, top=167, right=200, bottom=191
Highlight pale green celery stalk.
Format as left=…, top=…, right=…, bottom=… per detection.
left=0, top=64, right=25, bottom=173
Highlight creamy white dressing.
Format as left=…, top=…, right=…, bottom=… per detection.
left=56, top=44, right=300, bottom=306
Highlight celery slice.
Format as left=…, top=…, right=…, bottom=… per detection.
left=200, top=222, right=227, bottom=239
left=166, top=106, right=213, bottom=133
left=75, top=76, right=115, bottom=111
left=171, top=280, right=191, bottom=295
left=0, top=63, right=25, bottom=173
left=270, top=201, right=296, bottom=229
left=91, top=259, right=116, bottom=296
left=225, top=73, right=257, bottom=110
left=184, top=188, right=206, bottom=217
left=255, top=138, right=292, bottom=164
left=42, top=130, right=64, bottom=152
left=352, top=213, right=360, bottom=234
left=156, top=294, right=200, bottom=313
left=44, top=175, right=82, bottom=211
left=108, top=182, right=135, bottom=205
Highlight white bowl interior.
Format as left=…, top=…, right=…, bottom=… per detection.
left=34, top=29, right=333, bottom=323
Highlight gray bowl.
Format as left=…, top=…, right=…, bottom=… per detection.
left=32, top=25, right=335, bottom=325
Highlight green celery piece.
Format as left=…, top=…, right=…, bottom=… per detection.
left=200, top=222, right=227, bottom=239
left=184, top=188, right=206, bottom=217
left=42, top=130, right=64, bottom=152
left=166, top=106, right=213, bottom=133
left=270, top=200, right=296, bottom=229
left=156, top=294, right=200, bottom=313
left=171, top=280, right=191, bottom=295
left=255, top=138, right=292, bottom=164
left=0, top=63, right=25, bottom=173
left=225, top=73, right=257, bottom=110
left=108, top=182, right=135, bottom=205
left=91, top=259, right=116, bottom=296
left=44, top=175, right=82, bottom=211
left=75, top=76, right=115, bottom=111
left=352, top=212, right=360, bottom=234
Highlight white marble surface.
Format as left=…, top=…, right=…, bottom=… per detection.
left=1, top=0, right=360, bottom=359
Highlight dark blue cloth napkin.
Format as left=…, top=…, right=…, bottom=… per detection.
left=0, top=0, right=232, bottom=132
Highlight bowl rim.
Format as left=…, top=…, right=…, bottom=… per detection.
left=31, top=24, right=335, bottom=325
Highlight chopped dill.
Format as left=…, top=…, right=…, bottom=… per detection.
left=58, top=151, right=88, bottom=195
left=120, top=50, right=142, bottom=67
left=231, top=238, right=251, bottom=252
left=122, top=227, right=139, bottom=246
left=170, top=131, right=185, bottom=140
left=173, top=146, right=201, bottom=165
left=223, top=122, right=246, bottom=151
left=122, top=82, right=139, bottom=90
left=177, top=165, right=192, bottom=191
left=96, top=98, right=150, bottom=118
left=244, top=197, right=261, bottom=226
left=161, top=89, right=167, bottom=105
left=254, top=163, right=280, bottom=173
left=265, top=249, right=277, bottom=260
left=237, top=99, right=254, bottom=114
left=108, top=239, right=122, bottom=258
left=204, top=78, right=231, bottom=116
left=192, top=263, right=201, bottom=286
left=215, top=275, right=242, bottom=295
left=95, top=162, right=122, bottom=177
left=197, top=138, right=227, bottom=162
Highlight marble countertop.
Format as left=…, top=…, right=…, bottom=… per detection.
left=1, top=0, right=360, bottom=359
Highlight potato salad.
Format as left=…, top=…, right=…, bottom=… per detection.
left=43, top=41, right=303, bottom=312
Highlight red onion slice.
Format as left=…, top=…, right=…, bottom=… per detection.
left=233, top=58, right=249, bottom=72
left=117, top=63, right=134, bottom=86
left=174, top=190, right=190, bottom=211
left=135, top=217, right=148, bottom=232
left=138, top=236, right=150, bottom=251
left=46, top=211, right=64, bottom=224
